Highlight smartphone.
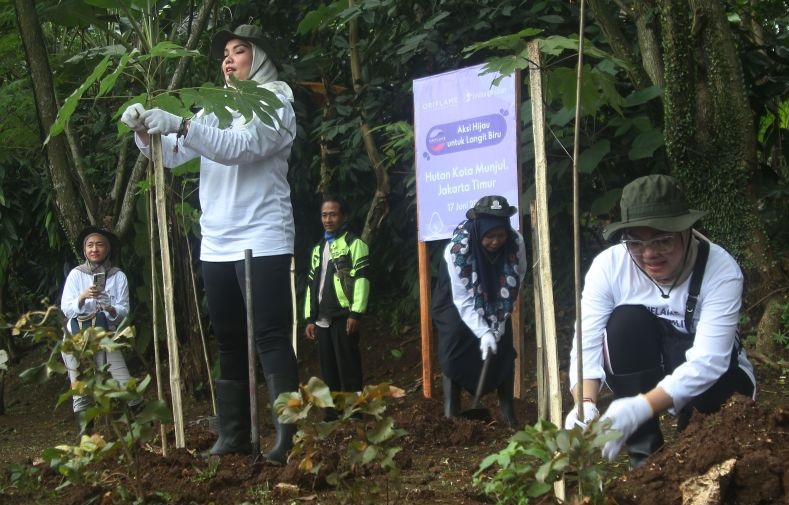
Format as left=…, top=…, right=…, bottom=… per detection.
left=93, top=272, right=106, bottom=291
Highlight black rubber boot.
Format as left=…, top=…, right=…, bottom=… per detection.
left=262, top=372, right=299, bottom=465
left=605, top=367, right=665, bottom=469
left=497, top=372, right=518, bottom=428
left=209, top=380, right=252, bottom=456
left=442, top=375, right=461, bottom=418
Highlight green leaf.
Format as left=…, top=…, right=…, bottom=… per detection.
left=624, top=86, right=662, bottom=107
left=628, top=128, right=664, bottom=159
left=579, top=140, right=610, bottom=174
left=527, top=481, right=552, bottom=497
left=590, top=188, right=622, bottom=216
left=464, top=27, right=543, bottom=55
left=538, top=15, right=565, bottom=24
left=144, top=41, right=201, bottom=60
left=19, top=363, right=48, bottom=384
left=97, top=49, right=132, bottom=96
left=171, top=158, right=201, bottom=176
left=361, top=445, right=378, bottom=465
left=535, top=460, right=554, bottom=483
left=368, top=417, right=397, bottom=444
left=297, top=2, right=348, bottom=34
left=46, top=55, right=112, bottom=143
left=134, top=399, right=173, bottom=424
left=304, top=376, right=334, bottom=407
left=151, top=94, right=188, bottom=116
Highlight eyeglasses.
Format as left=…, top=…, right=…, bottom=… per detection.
left=620, top=234, right=677, bottom=256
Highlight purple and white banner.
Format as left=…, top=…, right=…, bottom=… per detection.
left=413, top=63, right=519, bottom=241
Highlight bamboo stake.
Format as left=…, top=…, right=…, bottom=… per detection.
left=147, top=164, right=167, bottom=457
left=530, top=201, right=547, bottom=421
left=572, top=0, right=587, bottom=424
left=151, top=135, right=185, bottom=448
left=528, top=39, right=565, bottom=501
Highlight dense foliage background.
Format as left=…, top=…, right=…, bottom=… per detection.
left=1, top=0, right=788, bottom=397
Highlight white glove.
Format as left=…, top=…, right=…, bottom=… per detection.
left=563, top=401, right=600, bottom=430
left=141, top=108, right=181, bottom=135
left=120, top=103, right=147, bottom=131
left=480, top=332, right=497, bottom=360
left=599, top=394, right=654, bottom=461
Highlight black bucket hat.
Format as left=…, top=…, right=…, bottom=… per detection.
left=603, top=174, right=707, bottom=240
left=210, top=24, right=271, bottom=61
left=76, top=226, right=120, bottom=261
left=466, top=195, right=518, bottom=220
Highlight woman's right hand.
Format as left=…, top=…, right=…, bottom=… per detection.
left=305, top=323, right=317, bottom=341
left=121, top=103, right=147, bottom=131
left=564, top=401, right=600, bottom=430
left=78, top=286, right=100, bottom=307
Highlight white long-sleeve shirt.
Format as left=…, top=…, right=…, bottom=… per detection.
left=137, top=92, right=297, bottom=261
left=61, top=269, right=130, bottom=331
left=442, top=230, right=528, bottom=341
left=568, top=240, right=755, bottom=414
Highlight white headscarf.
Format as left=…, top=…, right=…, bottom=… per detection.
left=245, top=43, right=294, bottom=102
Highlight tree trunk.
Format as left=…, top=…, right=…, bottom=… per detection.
left=348, top=0, right=390, bottom=245
left=13, top=0, right=86, bottom=245
left=659, top=0, right=785, bottom=349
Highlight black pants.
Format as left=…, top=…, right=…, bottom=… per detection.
left=203, top=255, right=297, bottom=381
left=316, top=319, right=363, bottom=392
left=606, top=305, right=754, bottom=427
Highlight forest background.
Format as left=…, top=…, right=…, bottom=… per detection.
left=1, top=0, right=788, bottom=408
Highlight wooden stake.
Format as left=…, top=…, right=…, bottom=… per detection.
left=572, top=0, right=587, bottom=422
left=147, top=164, right=167, bottom=457
left=151, top=135, right=185, bottom=448
left=291, top=257, right=297, bottom=356
left=417, top=241, right=433, bottom=398
left=528, top=39, right=565, bottom=501
left=245, top=249, right=260, bottom=456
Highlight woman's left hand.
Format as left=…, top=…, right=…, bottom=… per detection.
left=599, top=394, right=653, bottom=461
left=141, top=108, right=181, bottom=135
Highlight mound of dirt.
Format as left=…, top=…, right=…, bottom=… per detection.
left=608, top=395, right=789, bottom=505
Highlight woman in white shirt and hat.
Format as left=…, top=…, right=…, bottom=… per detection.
left=121, top=24, right=299, bottom=465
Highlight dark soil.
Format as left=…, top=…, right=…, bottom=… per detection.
left=1, top=319, right=787, bottom=504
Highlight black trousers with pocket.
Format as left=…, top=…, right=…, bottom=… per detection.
left=605, top=305, right=754, bottom=428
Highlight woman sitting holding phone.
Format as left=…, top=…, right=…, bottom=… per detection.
left=60, top=226, right=140, bottom=434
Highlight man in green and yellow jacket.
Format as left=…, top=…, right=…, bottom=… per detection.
left=304, top=195, right=370, bottom=406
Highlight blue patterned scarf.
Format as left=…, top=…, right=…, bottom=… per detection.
left=448, top=220, right=521, bottom=335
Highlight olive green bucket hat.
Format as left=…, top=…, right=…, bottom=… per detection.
left=466, top=195, right=518, bottom=219
left=602, top=174, right=707, bottom=240
left=210, top=24, right=270, bottom=61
